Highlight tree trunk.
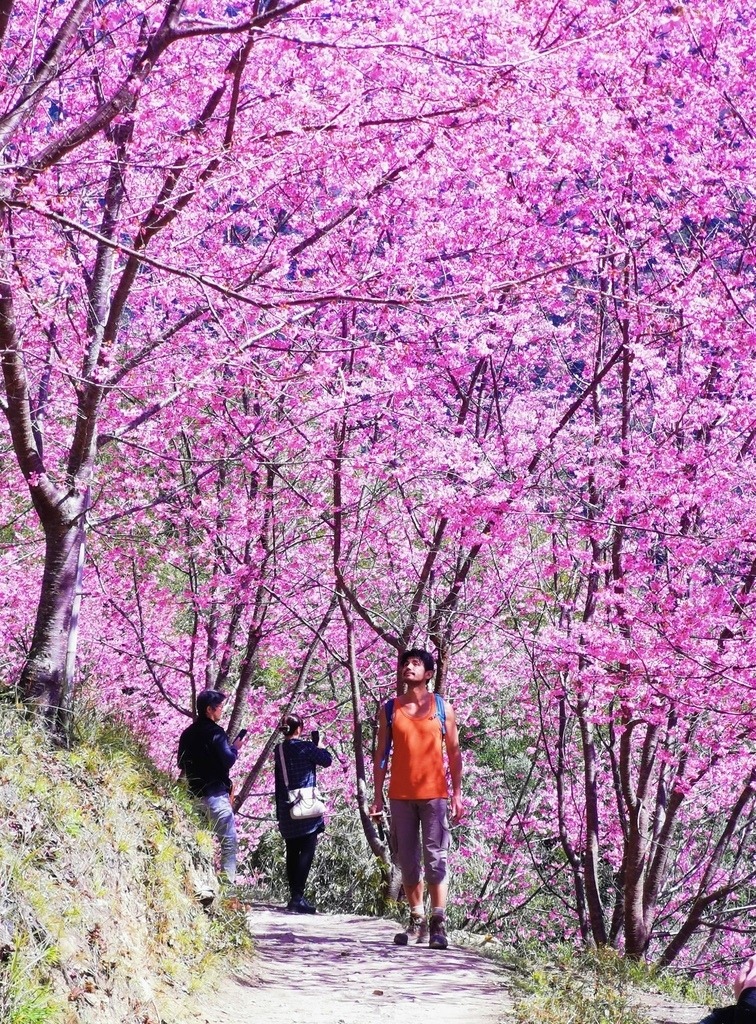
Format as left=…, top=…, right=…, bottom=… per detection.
left=656, top=766, right=756, bottom=968
left=20, top=490, right=88, bottom=729
left=233, top=595, right=337, bottom=811
left=577, top=698, right=608, bottom=945
left=58, top=487, right=90, bottom=743
left=555, top=695, right=590, bottom=942
left=339, top=592, right=393, bottom=864
left=622, top=721, right=659, bottom=959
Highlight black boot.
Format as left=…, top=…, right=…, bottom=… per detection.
left=287, top=895, right=316, bottom=914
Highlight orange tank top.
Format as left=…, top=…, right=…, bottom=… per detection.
left=387, top=698, right=447, bottom=800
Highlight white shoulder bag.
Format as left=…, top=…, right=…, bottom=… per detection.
left=276, top=743, right=326, bottom=820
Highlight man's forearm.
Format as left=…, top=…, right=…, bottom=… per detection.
left=372, top=761, right=387, bottom=805
left=449, top=751, right=463, bottom=797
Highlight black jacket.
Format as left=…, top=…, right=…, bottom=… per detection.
left=177, top=717, right=238, bottom=797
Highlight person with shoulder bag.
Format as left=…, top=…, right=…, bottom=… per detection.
left=274, top=713, right=332, bottom=914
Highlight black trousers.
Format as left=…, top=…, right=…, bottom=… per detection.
left=284, top=832, right=318, bottom=900
left=699, top=989, right=756, bottom=1024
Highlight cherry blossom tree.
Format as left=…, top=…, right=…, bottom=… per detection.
left=2, top=0, right=756, bottom=974
left=0, top=0, right=487, bottom=728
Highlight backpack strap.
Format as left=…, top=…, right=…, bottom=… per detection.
left=434, top=692, right=446, bottom=737
left=379, top=694, right=446, bottom=769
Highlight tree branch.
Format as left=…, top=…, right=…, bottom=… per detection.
left=0, top=0, right=90, bottom=146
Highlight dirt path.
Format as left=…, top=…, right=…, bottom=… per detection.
left=194, top=904, right=515, bottom=1024
left=192, top=904, right=713, bottom=1024
left=634, top=990, right=711, bottom=1024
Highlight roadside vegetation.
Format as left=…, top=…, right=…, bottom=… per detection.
left=476, top=939, right=720, bottom=1024
left=0, top=697, right=251, bottom=1024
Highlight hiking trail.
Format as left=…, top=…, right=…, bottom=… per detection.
left=192, top=905, right=712, bottom=1024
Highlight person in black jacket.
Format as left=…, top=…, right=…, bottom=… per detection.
left=274, top=713, right=332, bottom=913
left=697, top=955, right=756, bottom=1023
left=178, top=689, right=247, bottom=886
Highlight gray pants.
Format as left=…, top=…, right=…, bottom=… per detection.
left=202, top=793, right=237, bottom=883
left=389, top=798, right=450, bottom=888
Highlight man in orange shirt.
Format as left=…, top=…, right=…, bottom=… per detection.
left=370, top=648, right=464, bottom=950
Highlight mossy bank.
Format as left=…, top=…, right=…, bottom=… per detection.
left=0, top=700, right=251, bottom=1024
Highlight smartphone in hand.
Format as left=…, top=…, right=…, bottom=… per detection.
left=234, top=728, right=248, bottom=743
left=310, top=729, right=319, bottom=746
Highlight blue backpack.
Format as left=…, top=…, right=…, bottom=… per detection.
left=379, top=693, right=446, bottom=769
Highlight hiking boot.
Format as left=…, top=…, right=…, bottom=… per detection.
left=193, top=887, right=215, bottom=909
left=287, top=896, right=316, bottom=914
left=428, top=915, right=448, bottom=950
left=393, top=913, right=428, bottom=946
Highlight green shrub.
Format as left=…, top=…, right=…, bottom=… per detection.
left=475, top=941, right=716, bottom=1024
left=0, top=940, right=65, bottom=1024
left=504, top=945, right=647, bottom=1024
left=245, top=804, right=385, bottom=915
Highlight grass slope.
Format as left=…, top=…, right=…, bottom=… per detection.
left=0, top=700, right=251, bottom=1024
